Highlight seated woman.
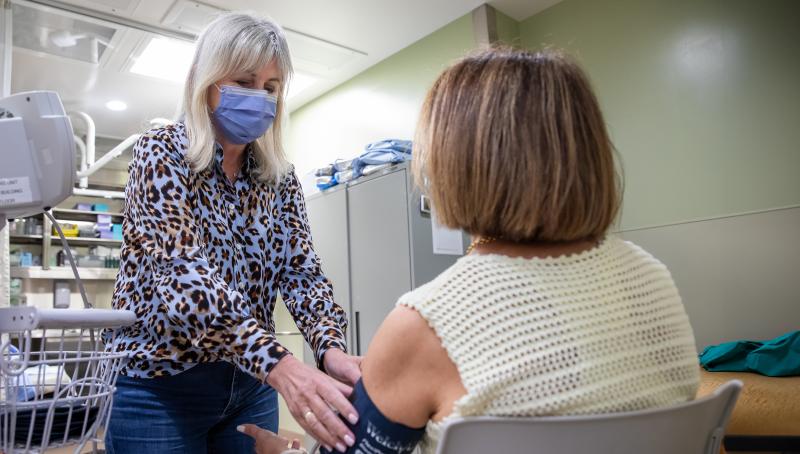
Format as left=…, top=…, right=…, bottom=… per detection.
left=242, top=47, right=701, bottom=454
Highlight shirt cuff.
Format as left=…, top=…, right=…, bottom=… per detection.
left=315, top=336, right=348, bottom=372
left=255, top=343, right=293, bottom=383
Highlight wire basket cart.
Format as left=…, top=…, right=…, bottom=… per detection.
left=0, top=306, right=135, bottom=453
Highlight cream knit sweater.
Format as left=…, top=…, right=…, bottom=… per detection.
left=398, top=236, right=700, bottom=453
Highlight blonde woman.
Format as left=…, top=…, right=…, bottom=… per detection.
left=105, top=12, right=360, bottom=454
left=245, top=47, right=701, bottom=454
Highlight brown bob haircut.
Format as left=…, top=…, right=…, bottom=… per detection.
left=412, top=47, right=621, bottom=243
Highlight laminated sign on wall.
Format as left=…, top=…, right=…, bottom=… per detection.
left=431, top=210, right=463, bottom=256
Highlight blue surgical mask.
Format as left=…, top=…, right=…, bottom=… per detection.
left=212, top=84, right=278, bottom=144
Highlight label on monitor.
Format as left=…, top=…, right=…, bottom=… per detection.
left=0, top=177, right=33, bottom=206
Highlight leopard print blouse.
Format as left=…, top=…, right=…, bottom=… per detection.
left=106, top=122, right=347, bottom=381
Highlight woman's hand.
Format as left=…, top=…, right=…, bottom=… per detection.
left=237, top=424, right=303, bottom=454
left=267, top=355, right=357, bottom=453
left=323, top=349, right=363, bottom=386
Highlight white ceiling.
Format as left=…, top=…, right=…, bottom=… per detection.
left=489, top=0, right=562, bottom=21
left=9, top=0, right=560, bottom=139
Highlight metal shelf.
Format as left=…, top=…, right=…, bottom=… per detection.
left=51, top=236, right=123, bottom=247
left=9, top=234, right=44, bottom=245
left=11, top=234, right=122, bottom=247
left=52, top=208, right=124, bottom=222
left=29, top=328, right=95, bottom=339
left=10, top=266, right=119, bottom=280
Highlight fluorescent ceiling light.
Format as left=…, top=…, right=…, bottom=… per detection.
left=105, top=100, right=127, bottom=111
left=130, top=37, right=195, bottom=83
left=288, top=72, right=318, bottom=100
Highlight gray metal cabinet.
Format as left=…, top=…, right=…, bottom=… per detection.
left=347, top=170, right=412, bottom=353
left=304, top=163, right=468, bottom=358
left=304, top=186, right=350, bottom=361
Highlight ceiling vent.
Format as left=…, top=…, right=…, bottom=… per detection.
left=159, top=1, right=365, bottom=76
left=60, top=0, right=141, bottom=16
left=286, top=29, right=363, bottom=76
left=161, top=0, right=220, bottom=35
left=11, top=2, right=118, bottom=64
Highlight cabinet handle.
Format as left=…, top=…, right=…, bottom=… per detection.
left=355, top=311, right=361, bottom=356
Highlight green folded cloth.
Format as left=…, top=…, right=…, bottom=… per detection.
left=699, top=330, right=800, bottom=377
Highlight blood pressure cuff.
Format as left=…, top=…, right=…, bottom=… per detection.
left=321, top=378, right=425, bottom=454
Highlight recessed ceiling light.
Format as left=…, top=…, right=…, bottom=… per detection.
left=105, top=100, right=127, bottom=111
left=130, top=36, right=195, bottom=83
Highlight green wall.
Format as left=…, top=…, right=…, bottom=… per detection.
left=494, top=9, right=521, bottom=46
left=519, top=0, right=800, bottom=229
left=287, top=14, right=474, bottom=176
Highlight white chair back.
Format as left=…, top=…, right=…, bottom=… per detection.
left=436, top=380, right=742, bottom=454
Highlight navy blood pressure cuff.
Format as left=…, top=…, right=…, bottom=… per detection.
left=321, top=378, right=425, bottom=454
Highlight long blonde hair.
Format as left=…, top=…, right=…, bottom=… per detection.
left=182, top=12, right=292, bottom=183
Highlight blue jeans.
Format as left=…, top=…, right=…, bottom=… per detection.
left=105, top=361, right=278, bottom=453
